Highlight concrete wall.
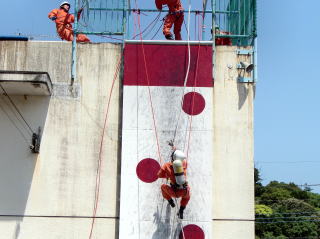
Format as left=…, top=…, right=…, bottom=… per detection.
left=0, top=41, right=122, bottom=239
left=213, top=46, right=255, bottom=238
left=0, top=41, right=254, bottom=239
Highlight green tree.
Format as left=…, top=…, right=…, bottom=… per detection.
left=254, top=168, right=320, bottom=238
left=255, top=167, right=265, bottom=197
left=259, top=183, right=292, bottom=204
left=307, top=191, right=320, bottom=209
left=256, top=204, right=273, bottom=216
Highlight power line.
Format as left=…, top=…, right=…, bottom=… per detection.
left=256, top=215, right=320, bottom=220
left=256, top=219, right=320, bottom=224
left=0, top=84, right=34, bottom=134
left=256, top=198, right=317, bottom=203
left=0, top=95, right=32, bottom=136
left=255, top=161, right=320, bottom=164
left=0, top=101, right=31, bottom=146
left=298, top=184, right=320, bottom=187
left=256, top=212, right=320, bottom=216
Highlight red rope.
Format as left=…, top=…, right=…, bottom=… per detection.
left=135, top=11, right=164, bottom=165
left=88, top=55, right=122, bottom=239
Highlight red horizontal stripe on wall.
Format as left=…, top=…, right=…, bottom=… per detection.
left=124, top=44, right=213, bottom=87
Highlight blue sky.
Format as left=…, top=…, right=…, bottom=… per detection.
left=255, top=0, right=320, bottom=193
left=1, top=0, right=319, bottom=193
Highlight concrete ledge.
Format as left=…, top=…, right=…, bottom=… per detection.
left=0, top=71, right=52, bottom=96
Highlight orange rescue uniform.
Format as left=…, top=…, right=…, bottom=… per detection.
left=157, top=160, right=190, bottom=207
left=48, top=8, right=90, bottom=43
left=155, top=0, right=184, bottom=40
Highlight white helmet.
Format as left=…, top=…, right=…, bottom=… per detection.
left=60, top=1, right=70, bottom=7
left=172, top=150, right=186, bottom=161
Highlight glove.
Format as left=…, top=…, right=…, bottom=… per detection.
left=78, top=8, right=83, bottom=13
left=182, top=181, right=188, bottom=189
left=50, top=16, right=57, bottom=21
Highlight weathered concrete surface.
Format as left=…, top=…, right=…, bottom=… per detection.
left=0, top=42, right=254, bottom=239
left=213, top=46, right=255, bottom=239
left=0, top=41, right=122, bottom=238
left=0, top=41, right=72, bottom=83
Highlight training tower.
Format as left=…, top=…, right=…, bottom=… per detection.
left=0, top=0, right=256, bottom=238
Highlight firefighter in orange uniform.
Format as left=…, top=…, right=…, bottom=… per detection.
left=157, top=144, right=190, bottom=219
left=155, top=0, right=184, bottom=40
left=48, top=1, right=90, bottom=43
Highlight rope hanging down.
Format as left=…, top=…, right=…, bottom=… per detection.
left=133, top=1, right=201, bottom=239
left=134, top=3, right=164, bottom=165
left=88, top=54, right=122, bottom=239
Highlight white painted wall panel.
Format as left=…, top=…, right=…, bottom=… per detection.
left=120, top=86, right=213, bottom=239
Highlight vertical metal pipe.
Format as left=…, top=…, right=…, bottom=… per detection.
left=244, top=0, right=246, bottom=37
left=126, top=0, right=131, bottom=39
left=253, top=0, right=257, bottom=39
left=71, top=0, right=79, bottom=85
left=202, top=0, right=209, bottom=40
left=117, top=0, right=120, bottom=33
left=99, top=0, right=102, bottom=21
left=228, top=0, right=230, bottom=33
left=238, top=0, right=241, bottom=35
left=93, top=0, right=96, bottom=22
left=108, top=0, right=111, bottom=33
left=223, top=0, right=226, bottom=31
left=123, top=0, right=127, bottom=39
left=238, top=0, right=240, bottom=41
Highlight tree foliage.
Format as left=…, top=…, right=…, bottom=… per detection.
left=255, top=168, right=320, bottom=238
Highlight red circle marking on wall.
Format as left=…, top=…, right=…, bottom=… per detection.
left=182, top=92, right=205, bottom=116
left=179, top=224, right=205, bottom=239
left=136, top=158, right=161, bottom=183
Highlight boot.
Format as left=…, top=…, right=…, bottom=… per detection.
left=177, top=206, right=185, bottom=219
left=168, top=199, right=175, bottom=208
left=165, top=33, right=174, bottom=40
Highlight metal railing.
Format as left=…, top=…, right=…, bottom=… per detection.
left=77, top=0, right=126, bottom=36
left=71, top=0, right=257, bottom=84
left=215, top=0, right=257, bottom=45
left=75, top=0, right=256, bottom=45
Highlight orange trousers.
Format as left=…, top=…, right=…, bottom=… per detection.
left=57, top=25, right=90, bottom=43
left=163, top=12, right=184, bottom=40
left=161, top=184, right=190, bottom=207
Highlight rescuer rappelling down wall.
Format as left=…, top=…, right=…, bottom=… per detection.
left=157, top=142, right=190, bottom=220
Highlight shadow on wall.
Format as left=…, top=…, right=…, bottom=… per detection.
left=0, top=95, right=50, bottom=221
left=152, top=203, right=173, bottom=238
left=237, top=83, right=249, bottom=110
